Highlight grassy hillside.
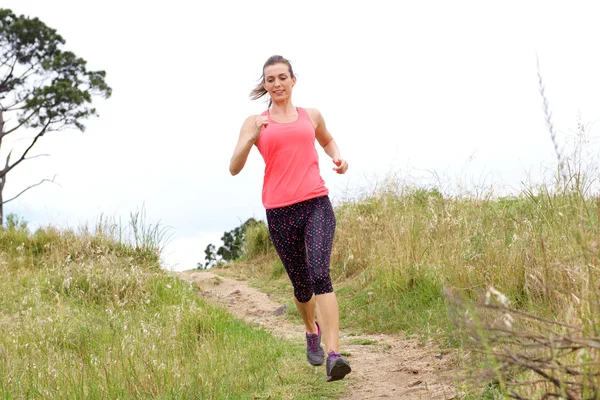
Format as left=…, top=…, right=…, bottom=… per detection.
left=0, top=216, right=343, bottom=399
left=237, top=173, right=600, bottom=398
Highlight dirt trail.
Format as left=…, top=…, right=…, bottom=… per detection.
left=179, top=270, right=459, bottom=399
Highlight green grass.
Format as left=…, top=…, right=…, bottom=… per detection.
left=234, top=171, right=600, bottom=398
left=337, top=268, right=451, bottom=340
left=0, top=218, right=344, bottom=399
left=241, top=181, right=600, bottom=336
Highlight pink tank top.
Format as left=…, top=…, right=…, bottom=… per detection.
left=255, top=107, right=329, bottom=209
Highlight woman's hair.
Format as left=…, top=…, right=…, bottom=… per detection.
left=249, top=55, right=295, bottom=107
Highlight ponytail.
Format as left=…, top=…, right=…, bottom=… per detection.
left=249, top=82, right=270, bottom=107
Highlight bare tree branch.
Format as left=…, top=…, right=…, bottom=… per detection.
left=0, top=107, right=4, bottom=137
left=0, top=56, right=17, bottom=92
left=0, top=57, right=14, bottom=69
left=15, top=60, right=42, bottom=83
left=0, top=50, right=18, bottom=69
left=3, top=150, right=11, bottom=170
left=467, top=302, right=581, bottom=331
left=0, top=109, right=4, bottom=158
left=506, top=350, right=578, bottom=400
left=0, top=120, right=51, bottom=176
left=25, top=154, right=50, bottom=160
left=2, top=103, right=27, bottom=111
left=2, top=91, right=30, bottom=111
left=1, top=174, right=59, bottom=204
left=0, top=150, right=12, bottom=192
left=1, top=108, right=42, bottom=138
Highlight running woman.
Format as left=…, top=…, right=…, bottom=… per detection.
left=229, top=55, right=351, bottom=382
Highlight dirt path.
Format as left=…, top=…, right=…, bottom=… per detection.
left=179, top=270, right=459, bottom=400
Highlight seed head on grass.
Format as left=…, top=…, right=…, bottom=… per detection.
left=536, top=53, right=567, bottom=183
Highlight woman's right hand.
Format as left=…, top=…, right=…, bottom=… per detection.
left=230, top=115, right=269, bottom=176
left=251, top=116, right=269, bottom=141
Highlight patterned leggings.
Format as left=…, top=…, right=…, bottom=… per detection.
left=266, top=195, right=336, bottom=303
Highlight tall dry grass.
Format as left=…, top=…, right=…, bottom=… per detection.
left=445, top=60, right=600, bottom=399
left=243, top=159, right=600, bottom=397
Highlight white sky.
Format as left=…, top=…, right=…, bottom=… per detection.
left=2, top=0, right=600, bottom=271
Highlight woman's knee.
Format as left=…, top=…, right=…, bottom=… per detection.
left=295, top=288, right=314, bottom=303
left=312, top=274, right=333, bottom=296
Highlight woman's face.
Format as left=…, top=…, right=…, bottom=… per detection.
left=262, top=63, right=295, bottom=102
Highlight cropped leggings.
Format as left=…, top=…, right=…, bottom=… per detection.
left=266, top=195, right=336, bottom=303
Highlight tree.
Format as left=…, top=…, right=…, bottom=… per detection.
left=200, top=218, right=261, bottom=269
left=217, top=217, right=260, bottom=261
left=198, top=243, right=217, bottom=270
left=0, top=9, right=111, bottom=225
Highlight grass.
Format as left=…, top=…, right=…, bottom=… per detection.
left=235, top=154, right=600, bottom=397
left=243, top=181, right=599, bottom=326
left=5, top=111, right=596, bottom=397
left=0, top=215, right=344, bottom=399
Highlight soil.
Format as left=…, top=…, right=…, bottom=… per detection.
left=179, top=270, right=461, bottom=399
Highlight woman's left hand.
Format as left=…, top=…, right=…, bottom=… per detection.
left=333, top=158, right=349, bottom=174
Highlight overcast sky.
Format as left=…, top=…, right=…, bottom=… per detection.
left=2, top=0, right=600, bottom=271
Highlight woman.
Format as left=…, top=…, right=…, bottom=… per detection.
left=229, top=55, right=351, bottom=382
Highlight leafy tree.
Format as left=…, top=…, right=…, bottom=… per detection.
left=200, top=218, right=261, bottom=269
left=0, top=8, right=112, bottom=225
left=198, top=243, right=216, bottom=270
left=217, top=225, right=245, bottom=262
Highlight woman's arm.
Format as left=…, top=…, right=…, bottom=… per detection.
left=308, top=108, right=349, bottom=174
left=229, top=115, right=269, bottom=176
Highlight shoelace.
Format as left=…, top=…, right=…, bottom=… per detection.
left=306, top=334, right=320, bottom=352
left=327, top=351, right=342, bottom=360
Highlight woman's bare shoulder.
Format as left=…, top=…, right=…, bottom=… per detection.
left=241, top=113, right=264, bottom=126
left=304, top=108, right=325, bottom=129
left=304, top=108, right=322, bottom=117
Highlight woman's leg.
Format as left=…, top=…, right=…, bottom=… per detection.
left=266, top=203, right=317, bottom=334
left=266, top=202, right=326, bottom=366
left=304, top=196, right=339, bottom=352
left=305, top=196, right=351, bottom=381
left=294, top=295, right=318, bottom=333
left=315, top=292, right=339, bottom=352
